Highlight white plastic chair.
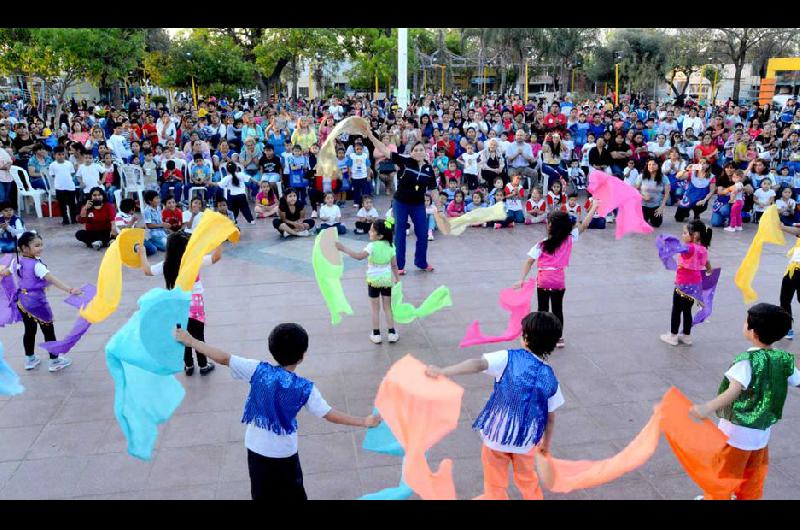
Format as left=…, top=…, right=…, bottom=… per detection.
left=40, top=168, right=56, bottom=217
left=10, top=165, right=45, bottom=218
left=120, top=165, right=145, bottom=209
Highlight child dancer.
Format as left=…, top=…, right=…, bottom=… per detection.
left=173, top=322, right=379, bottom=500
left=0, top=232, right=82, bottom=371
left=689, top=303, right=799, bottom=500
left=515, top=203, right=598, bottom=348
left=660, top=219, right=713, bottom=347
left=218, top=162, right=255, bottom=225
left=425, top=312, right=565, bottom=500
left=525, top=187, right=547, bottom=225
left=335, top=220, right=400, bottom=344
left=779, top=224, right=800, bottom=340
left=723, top=171, right=746, bottom=232
left=138, top=232, right=221, bottom=376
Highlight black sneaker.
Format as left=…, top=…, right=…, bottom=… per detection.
left=199, top=363, right=215, bottom=376
left=184, top=365, right=195, bottom=376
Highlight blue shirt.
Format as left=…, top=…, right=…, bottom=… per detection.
left=142, top=204, right=166, bottom=238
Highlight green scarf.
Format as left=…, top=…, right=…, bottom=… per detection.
left=391, top=281, right=452, bottom=324
left=312, top=229, right=353, bottom=325
left=717, top=348, right=795, bottom=430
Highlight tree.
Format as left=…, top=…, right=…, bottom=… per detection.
left=485, top=28, right=543, bottom=95
left=705, top=27, right=796, bottom=103
left=539, top=28, right=597, bottom=94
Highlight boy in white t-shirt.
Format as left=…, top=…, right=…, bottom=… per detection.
left=690, top=304, right=799, bottom=500
left=174, top=322, right=379, bottom=500
left=76, top=151, right=102, bottom=201
left=425, top=312, right=565, bottom=500
left=48, top=146, right=78, bottom=224
left=317, top=192, right=345, bottom=235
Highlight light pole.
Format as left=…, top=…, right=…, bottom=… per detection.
left=614, top=51, right=623, bottom=106
left=707, top=56, right=719, bottom=106
left=186, top=52, right=197, bottom=108
left=397, top=28, right=408, bottom=109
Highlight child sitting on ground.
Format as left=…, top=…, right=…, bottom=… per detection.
left=317, top=192, right=346, bottom=235
left=584, top=193, right=606, bottom=229
left=488, top=177, right=505, bottom=206
left=355, top=195, right=379, bottom=235
left=565, top=192, right=583, bottom=224
left=443, top=160, right=462, bottom=189
left=174, top=322, right=380, bottom=500
left=525, top=187, right=547, bottom=225
left=447, top=190, right=466, bottom=217
left=254, top=180, right=279, bottom=219
left=425, top=312, right=565, bottom=500
left=689, top=303, right=799, bottom=500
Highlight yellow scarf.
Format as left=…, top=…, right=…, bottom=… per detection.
left=734, top=205, right=785, bottom=304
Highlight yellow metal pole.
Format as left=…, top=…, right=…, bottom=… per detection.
left=29, top=75, right=37, bottom=108
left=375, top=73, right=379, bottom=100
left=614, top=63, right=619, bottom=106
left=191, top=76, right=197, bottom=108
left=441, top=66, right=445, bottom=95
left=524, top=62, right=529, bottom=100
left=711, top=69, right=718, bottom=105
left=571, top=68, right=575, bottom=93
left=422, top=68, right=427, bottom=91
left=309, top=63, right=314, bottom=100
left=483, top=66, right=487, bottom=96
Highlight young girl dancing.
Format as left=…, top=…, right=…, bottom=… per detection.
left=660, top=219, right=713, bottom=347
left=514, top=203, right=598, bottom=348
left=335, top=220, right=400, bottom=344
left=138, top=232, right=222, bottom=376
left=1, top=232, right=82, bottom=371
left=779, top=224, right=800, bottom=340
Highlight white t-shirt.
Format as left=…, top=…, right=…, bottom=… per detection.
left=182, top=211, right=203, bottom=233
left=623, top=167, right=641, bottom=188
left=349, top=152, right=370, bottom=179
left=776, top=198, right=796, bottom=216
left=229, top=355, right=331, bottom=458
left=718, top=351, right=800, bottom=450
left=218, top=173, right=251, bottom=196
left=364, top=242, right=393, bottom=283
left=480, top=350, right=564, bottom=454
left=76, top=163, right=102, bottom=193
left=150, top=254, right=212, bottom=295
left=318, top=204, right=341, bottom=225
left=753, top=189, right=776, bottom=212
left=461, top=152, right=480, bottom=175
left=356, top=207, right=379, bottom=220
left=48, top=160, right=75, bottom=191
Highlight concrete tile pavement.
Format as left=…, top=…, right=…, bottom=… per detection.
left=0, top=195, right=798, bottom=500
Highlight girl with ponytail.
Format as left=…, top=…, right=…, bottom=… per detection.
left=660, top=219, right=713, bottom=347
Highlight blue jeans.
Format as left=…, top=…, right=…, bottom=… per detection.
left=505, top=209, right=525, bottom=224
left=0, top=181, right=11, bottom=203
left=427, top=214, right=436, bottom=231
left=351, top=178, right=369, bottom=207
left=319, top=222, right=346, bottom=235
left=541, top=163, right=567, bottom=192
left=711, top=203, right=731, bottom=227
left=148, top=233, right=167, bottom=252
left=105, top=186, right=118, bottom=204
left=161, top=181, right=183, bottom=202
left=142, top=238, right=157, bottom=256
left=392, top=199, right=429, bottom=270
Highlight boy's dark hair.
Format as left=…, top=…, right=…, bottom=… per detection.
left=361, top=194, right=373, bottom=202
left=164, top=194, right=177, bottom=203
left=143, top=190, right=159, bottom=205
left=119, top=198, right=136, bottom=214
left=193, top=152, right=203, bottom=160
left=264, top=143, right=274, bottom=151
left=0, top=201, right=13, bottom=211
left=568, top=192, right=578, bottom=199
left=448, top=177, right=457, bottom=184
left=746, top=303, right=792, bottom=345
left=216, top=196, right=227, bottom=206
left=166, top=160, right=176, bottom=171
left=521, top=311, right=562, bottom=358
left=143, top=148, right=152, bottom=156
left=53, top=145, right=65, bottom=155
left=268, top=323, right=309, bottom=366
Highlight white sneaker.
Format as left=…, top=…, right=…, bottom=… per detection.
left=427, top=231, right=434, bottom=241
left=281, top=232, right=289, bottom=239
left=387, top=331, right=399, bottom=343
left=311, top=211, right=318, bottom=218
left=678, top=334, right=693, bottom=346
left=724, top=226, right=736, bottom=232
left=298, top=230, right=311, bottom=237
left=660, top=333, right=679, bottom=346
left=48, top=357, right=73, bottom=372
left=249, top=220, right=256, bottom=225
left=370, top=333, right=382, bottom=344
left=24, top=355, right=41, bottom=370
left=693, top=494, right=704, bottom=501
left=735, top=226, right=743, bottom=231
left=606, top=214, right=615, bottom=224
left=91, top=240, right=103, bottom=251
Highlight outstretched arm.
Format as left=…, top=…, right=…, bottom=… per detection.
left=324, top=409, right=380, bottom=428
left=577, top=201, right=599, bottom=234
left=689, top=380, right=742, bottom=420
left=781, top=225, right=800, bottom=237
left=335, top=241, right=368, bottom=260
left=44, top=273, right=81, bottom=295
left=174, top=327, right=231, bottom=366
left=425, top=357, right=489, bottom=378
left=514, top=258, right=535, bottom=288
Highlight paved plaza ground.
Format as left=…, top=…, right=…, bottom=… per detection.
left=1, top=195, right=799, bottom=500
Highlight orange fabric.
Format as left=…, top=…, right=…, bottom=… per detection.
left=477, top=446, right=543, bottom=500
left=535, top=388, right=750, bottom=496
left=374, top=355, right=464, bottom=500
left=702, top=446, right=768, bottom=500
left=535, top=402, right=663, bottom=493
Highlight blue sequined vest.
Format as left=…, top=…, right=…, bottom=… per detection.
left=472, top=349, right=558, bottom=448
left=241, top=362, right=313, bottom=435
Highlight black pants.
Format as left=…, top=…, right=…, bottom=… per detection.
left=670, top=289, right=694, bottom=335
left=642, top=206, right=664, bottom=228
left=354, top=221, right=372, bottom=233
left=21, top=311, right=57, bottom=359
left=273, top=218, right=315, bottom=233
left=185, top=317, right=208, bottom=368
left=247, top=449, right=307, bottom=501
left=75, top=229, right=112, bottom=247
left=780, top=272, right=800, bottom=318
left=56, top=190, right=77, bottom=223
left=675, top=203, right=707, bottom=222
left=228, top=193, right=254, bottom=223
left=537, top=288, right=565, bottom=332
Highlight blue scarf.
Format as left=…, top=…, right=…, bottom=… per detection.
left=472, top=349, right=558, bottom=447
left=242, top=362, right=313, bottom=435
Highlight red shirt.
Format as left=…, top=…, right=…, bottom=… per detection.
left=143, top=123, right=158, bottom=144
left=162, top=207, right=182, bottom=229
left=78, top=203, right=116, bottom=232
left=544, top=112, right=567, bottom=130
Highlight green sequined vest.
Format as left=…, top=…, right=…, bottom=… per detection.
left=717, top=349, right=795, bottom=430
